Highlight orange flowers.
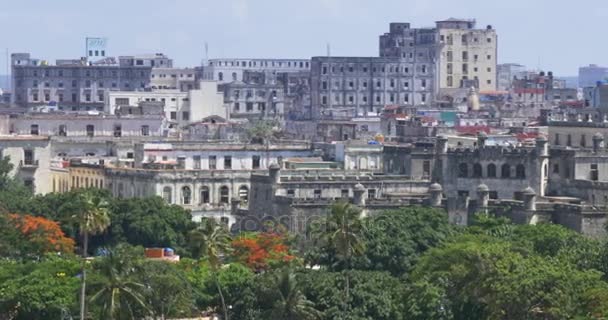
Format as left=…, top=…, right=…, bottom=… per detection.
left=8, top=214, right=75, bottom=254
left=231, top=230, right=295, bottom=271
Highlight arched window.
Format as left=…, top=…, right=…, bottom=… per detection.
left=163, top=186, right=172, bottom=204
left=487, top=163, right=496, bottom=178
left=218, top=72, right=223, bottom=81
left=220, top=186, right=229, bottom=204
left=473, top=163, right=482, bottom=178
left=239, top=185, right=249, bottom=202
left=232, top=72, right=237, bottom=81
left=182, top=186, right=191, bottom=205
left=200, top=186, right=210, bottom=204
left=458, top=163, right=468, bottom=178
left=501, top=164, right=511, bottom=178
left=516, top=164, right=526, bottom=179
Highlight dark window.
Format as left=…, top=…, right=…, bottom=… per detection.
left=182, top=186, right=191, bottom=205
left=182, top=112, right=190, bottom=121
left=220, top=186, right=230, bottom=203
left=24, top=149, right=34, bottom=165
left=458, top=163, right=468, bottom=178
left=30, top=124, right=39, bottom=135
left=200, top=187, right=210, bottom=204
left=170, top=112, right=177, bottom=120
left=501, top=164, right=511, bottom=178
left=113, top=124, right=122, bottom=137
left=516, top=164, right=526, bottom=179
left=252, top=155, right=261, bottom=169
left=224, top=156, right=232, bottom=169
left=553, top=163, right=559, bottom=174
left=473, top=163, right=482, bottom=178
left=314, top=189, right=322, bottom=199
left=86, top=125, right=95, bottom=137
left=591, top=164, right=599, bottom=181
left=368, top=189, right=376, bottom=199
left=487, top=163, right=496, bottom=178
left=58, top=125, right=67, bottom=136
left=141, top=125, right=150, bottom=136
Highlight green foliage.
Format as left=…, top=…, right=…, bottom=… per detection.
left=246, top=119, right=279, bottom=144
left=298, top=269, right=407, bottom=320
left=137, top=259, right=195, bottom=319
left=407, top=234, right=608, bottom=319
left=109, top=196, right=195, bottom=254
left=88, top=245, right=149, bottom=320
left=0, top=156, right=32, bottom=214
left=0, top=255, right=80, bottom=320
left=355, top=207, right=454, bottom=276
left=253, top=268, right=321, bottom=320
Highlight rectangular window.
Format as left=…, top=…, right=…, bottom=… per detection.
left=193, top=155, right=201, bottom=169
left=341, top=189, right=349, bottom=198
left=170, top=112, right=177, bottom=120
left=141, top=125, right=150, bottom=136
left=209, top=156, right=217, bottom=169
left=24, top=150, right=34, bottom=165
left=224, top=156, right=232, bottom=169
left=30, top=124, right=39, bottom=135
left=113, top=125, right=122, bottom=137
left=314, top=189, right=322, bottom=199
left=252, top=155, right=261, bottom=169
left=182, top=112, right=190, bottom=121
left=368, top=189, right=376, bottom=199
left=177, top=157, right=186, bottom=169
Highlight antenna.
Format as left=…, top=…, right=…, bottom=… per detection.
left=204, top=42, right=209, bottom=66
left=5, top=48, right=8, bottom=91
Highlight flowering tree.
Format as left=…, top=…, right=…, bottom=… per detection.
left=231, top=228, right=295, bottom=271
left=8, top=214, right=75, bottom=255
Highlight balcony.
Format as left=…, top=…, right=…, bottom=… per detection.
left=20, top=159, right=39, bottom=169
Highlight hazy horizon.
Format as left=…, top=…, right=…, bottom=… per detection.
left=1, top=0, right=607, bottom=76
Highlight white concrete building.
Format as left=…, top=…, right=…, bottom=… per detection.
left=106, top=81, right=226, bottom=126
left=0, top=135, right=53, bottom=194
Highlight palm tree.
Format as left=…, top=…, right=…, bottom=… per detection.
left=89, top=247, right=149, bottom=319
left=265, top=269, right=322, bottom=320
left=319, top=201, right=365, bottom=317
left=189, top=218, right=232, bottom=320
left=77, top=191, right=111, bottom=320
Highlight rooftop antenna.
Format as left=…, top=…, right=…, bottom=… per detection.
left=5, top=48, right=8, bottom=91
left=204, top=42, right=209, bottom=66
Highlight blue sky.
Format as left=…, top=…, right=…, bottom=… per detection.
left=1, top=0, right=606, bottom=76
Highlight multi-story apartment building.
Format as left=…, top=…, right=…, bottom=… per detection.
left=310, top=56, right=434, bottom=119
left=200, top=58, right=310, bottom=84
left=379, top=19, right=497, bottom=93
left=220, top=74, right=285, bottom=121
left=10, top=53, right=173, bottom=111
left=579, top=64, right=608, bottom=88
left=150, top=67, right=197, bottom=91
left=497, top=63, right=526, bottom=91
left=106, top=81, right=227, bottom=126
